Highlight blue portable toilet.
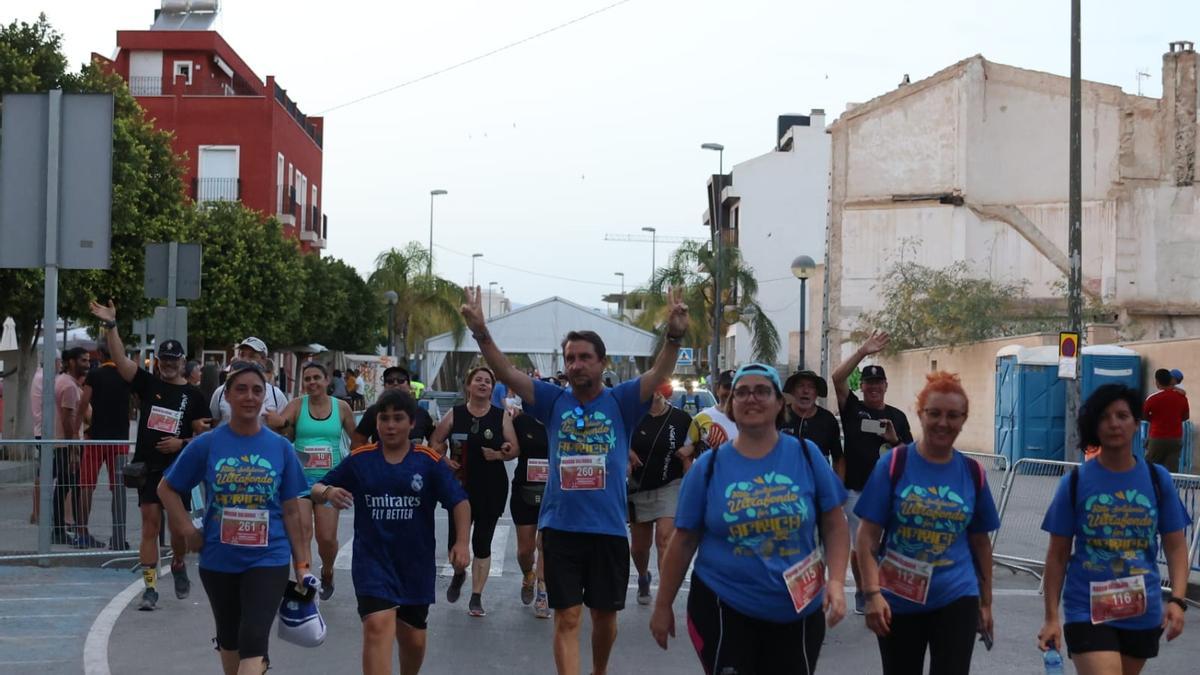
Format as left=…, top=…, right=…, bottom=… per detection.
left=994, top=345, right=1066, bottom=463
left=1080, top=345, right=1141, bottom=399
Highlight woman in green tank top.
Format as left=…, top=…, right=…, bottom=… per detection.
left=280, top=362, right=357, bottom=600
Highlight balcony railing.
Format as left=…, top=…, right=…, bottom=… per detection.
left=193, top=177, right=241, bottom=204
left=129, top=76, right=162, bottom=96
left=273, top=84, right=323, bottom=148
left=127, top=73, right=259, bottom=98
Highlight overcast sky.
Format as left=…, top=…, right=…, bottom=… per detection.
left=10, top=0, right=1199, bottom=308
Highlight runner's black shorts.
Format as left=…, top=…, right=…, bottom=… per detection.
left=686, top=572, right=825, bottom=675
left=541, top=527, right=629, bottom=611
left=508, top=483, right=542, bottom=526
left=356, top=595, right=430, bottom=630
left=199, top=565, right=289, bottom=660
left=138, top=469, right=192, bottom=509
left=1065, top=622, right=1163, bottom=659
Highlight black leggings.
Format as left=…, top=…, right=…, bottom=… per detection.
left=877, top=595, right=979, bottom=675
left=686, top=573, right=825, bottom=675
left=446, top=481, right=508, bottom=558
left=199, top=565, right=290, bottom=659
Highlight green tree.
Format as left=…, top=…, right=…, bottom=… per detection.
left=368, top=243, right=465, bottom=358
left=187, top=202, right=304, bottom=351
left=295, top=254, right=381, bottom=353
left=856, top=259, right=1061, bottom=352
left=630, top=240, right=780, bottom=365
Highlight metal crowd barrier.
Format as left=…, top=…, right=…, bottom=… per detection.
left=0, top=438, right=202, bottom=565
left=960, top=450, right=1011, bottom=536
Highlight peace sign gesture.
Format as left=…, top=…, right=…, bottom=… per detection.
left=665, top=286, right=689, bottom=338
left=461, top=285, right=487, bottom=334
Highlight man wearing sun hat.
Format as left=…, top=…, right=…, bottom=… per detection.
left=780, top=370, right=843, bottom=479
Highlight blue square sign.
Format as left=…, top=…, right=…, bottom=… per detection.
left=676, top=347, right=693, bottom=366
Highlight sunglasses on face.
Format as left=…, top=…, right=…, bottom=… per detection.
left=384, top=378, right=407, bottom=385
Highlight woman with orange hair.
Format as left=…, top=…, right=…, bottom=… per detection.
left=853, top=371, right=1001, bottom=674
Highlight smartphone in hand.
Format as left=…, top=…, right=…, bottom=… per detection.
left=861, top=418, right=886, bottom=435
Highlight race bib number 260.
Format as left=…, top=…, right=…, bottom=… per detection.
left=559, top=456, right=606, bottom=490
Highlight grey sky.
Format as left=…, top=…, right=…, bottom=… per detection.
left=10, top=0, right=1198, bottom=308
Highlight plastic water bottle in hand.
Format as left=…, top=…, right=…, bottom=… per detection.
left=1043, top=646, right=1064, bottom=674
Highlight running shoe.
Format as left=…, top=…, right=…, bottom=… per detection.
left=468, top=593, right=486, bottom=617
left=533, top=590, right=551, bottom=619
left=138, top=587, right=159, bottom=611
left=319, top=572, right=334, bottom=601
left=521, top=571, right=536, bottom=605
left=637, top=572, right=652, bottom=606
left=51, top=530, right=76, bottom=546
left=446, top=570, right=466, bottom=603
left=854, top=590, right=865, bottom=615
left=73, top=532, right=106, bottom=549
left=172, top=564, right=190, bottom=600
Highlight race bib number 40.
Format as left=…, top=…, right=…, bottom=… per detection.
left=783, top=549, right=826, bottom=613
left=559, top=456, right=606, bottom=490
left=1090, top=575, right=1147, bottom=624
left=220, top=508, right=268, bottom=547
left=879, top=549, right=933, bottom=605
left=301, top=445, right=333, bottom=470
left=146, top=405, right=182, bottom=435
left=526, top=458, right=549, bottom=483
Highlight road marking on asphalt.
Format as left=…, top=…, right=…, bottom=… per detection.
left=334, top=536, right=354, bottom=570
left=82, top=563, right=169, bottom=675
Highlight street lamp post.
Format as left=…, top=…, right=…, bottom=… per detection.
left=641, top=226, right=657, bottom=282
left=487, top=281, right=498, bottom=318
left=428, top=189, right=448, bottom=278
left=384, top=290, right=399, bottom=357
left=471, top=253, right=483, bottom=288
left=702, top=142, right=725, bottom=387
left=613, top=272, right=625, bottom=317
left=790, top=255, right=816, bottom=370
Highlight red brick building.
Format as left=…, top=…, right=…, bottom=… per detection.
left=96, top=26, right=326, bottom=251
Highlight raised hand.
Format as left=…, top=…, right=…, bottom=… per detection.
left=665, top=286, right=689, bottom=337
left=861, top=331, right=890, bottom=355
left=89, top=299, right=116, bottom=323
left=460, top=286, right=487, bottom=334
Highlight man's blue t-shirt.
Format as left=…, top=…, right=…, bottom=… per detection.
left=854, top=446, right=1001, bottom=614
left=491, top=382, right=509, bottom=408
left=165, top=425, right=307, bottom=573
left=675, top=435, right=847, bottom=623
left=319, top=444, right=467, bottom=606
left=526, top=377, right=649, bottom=537
left=1041, top=458, right=1190, bottom=629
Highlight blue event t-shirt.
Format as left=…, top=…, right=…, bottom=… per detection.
left=1041, top=458, right=1190, bottom=629
left=319, top=444, right=466, bottom=606
left=854, top=446, right=1001, bottom=614
left=526, top=377, right=649, bottom=537
left=165, top=425, right=307, bottom=573
left=675, top=435, right=848, bottom=623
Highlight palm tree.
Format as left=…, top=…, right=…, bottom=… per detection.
left=368, top=243, right=466, bottom=358
left=629, top=240, right=780, bottom=366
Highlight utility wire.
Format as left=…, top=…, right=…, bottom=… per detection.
left=317, top=0, right=636, bottom=115
left=434, top=243, right=618, bottom=287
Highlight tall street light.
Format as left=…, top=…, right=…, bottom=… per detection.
left=702, top=142, right=725, bottom=387
left=428, top=189, right=448, bottom=278
left=471, top=253, right=483, bottom=288
left=614, top=272, right=625, bottom=317
left=384, top=290, right=399, bottom=356
left=487, top=281, right=498, bottom=318
left=641, top=226, right=657, bottom=282
left=790, top=255, right=816, bottom=370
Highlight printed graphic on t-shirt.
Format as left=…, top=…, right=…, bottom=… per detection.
left=888, top=484, right=972, bottom=566
left=556, top=408, right=617, bottom=455
left=721, top=472, right=809, bottom=558
left=1080, top=490, right=1157, bottom=577
left=212, top=454, right=279, bottom=509
left=363, top=489, right=422, bottom=522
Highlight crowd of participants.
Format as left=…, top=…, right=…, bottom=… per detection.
left=22, top=293, right=1193, bottom=675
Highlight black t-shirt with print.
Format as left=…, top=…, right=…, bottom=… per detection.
left=839, top=391, right=913, bottom=491
left=780, top=405, right=843, bottom=462
left=629, top=406, right=692, bottom=492
left=131, top=369, right=209, bottom=471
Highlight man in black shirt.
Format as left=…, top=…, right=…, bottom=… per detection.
left=90, top=300, right=210, bottom=611
left=780, top=370, right=844, bottom=479
left=832, top=331, right=912, bottom=615
left=351, top=366, right=434, bottom=446
left=78, top=345, right=133, bottom=550
left=627, top=382, right=694, bottom=606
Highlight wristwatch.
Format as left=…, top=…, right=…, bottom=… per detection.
left=1167, top=596, right=1189, bottom=612
left=101, top=319, right=116, bottom=329
left=666, top=332, right=684, bottom=345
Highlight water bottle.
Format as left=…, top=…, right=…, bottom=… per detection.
left=1043, top=646, right=1064, bottom=674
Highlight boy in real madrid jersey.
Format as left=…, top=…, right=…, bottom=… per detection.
left=312, top=389, right=470, bottom=675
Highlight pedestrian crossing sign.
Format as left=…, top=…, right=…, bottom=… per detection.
left=677, top=348, right=694, bottom=366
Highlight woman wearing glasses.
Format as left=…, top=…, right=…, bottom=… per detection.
left=430, top=366, right=518, bottom=617
left=651, top=363, right=850, bottom=674
left=853, top=371, right=1000, bottom=674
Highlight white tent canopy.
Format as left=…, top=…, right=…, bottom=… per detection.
left=423, top=297, right=658, bottom=384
